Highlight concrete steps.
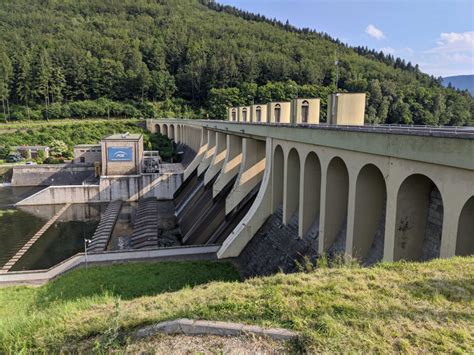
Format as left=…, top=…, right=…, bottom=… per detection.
left=88, top=201, right=122, bottom=253
left=0, top=203, right=71, bottom=273
left=130, top=198, right=159, bottom=249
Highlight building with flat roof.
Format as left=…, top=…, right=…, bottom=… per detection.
left=100, top=133, right=144, bottom=176
left=73, top=144, right=101, bottom=164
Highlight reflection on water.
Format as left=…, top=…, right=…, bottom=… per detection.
left=108, top=203, right=137, bottom=251
left=0, top=186, right=44, bottom=207
left=11, top=204, right=106, bottom=271
left=0, top=186, right=52, bottom=267
left=0, top=186, right=107, bottom=271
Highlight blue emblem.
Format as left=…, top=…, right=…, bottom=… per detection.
left=108, top=147, right=133, bottom=161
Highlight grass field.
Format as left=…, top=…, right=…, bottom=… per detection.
left=0, top=258, right=472, bottom=352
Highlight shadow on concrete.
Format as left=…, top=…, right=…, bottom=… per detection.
left=33, top=260, right=241, bottom=306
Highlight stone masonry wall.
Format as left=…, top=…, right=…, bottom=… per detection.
left=421, top=187, right=443, bottom=260
left=236, top=206, right=319, bottom=278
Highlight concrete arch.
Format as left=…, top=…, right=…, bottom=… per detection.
left=272, top=145, right=284, bottom=214
left=163, top=124, right=169, bottom=137
left=323, top=156, right=349, bottom=253
left=456, top=196, right=474, bottom=256
left=394, top=174, right=444, bottom=261
left=352, top=164, right=387, bottom=263
left=155, top=124, right=161, bottom=134
left=284, top=148, right=301, bottom=225
left=300, top=151, right=321, bottom=236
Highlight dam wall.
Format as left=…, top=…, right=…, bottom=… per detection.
left=16, top=173, right=183, bottom=205
left=11, top=164, right=95, bottom=187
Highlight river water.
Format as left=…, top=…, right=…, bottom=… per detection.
left=0, top=186, right=104, bottom=271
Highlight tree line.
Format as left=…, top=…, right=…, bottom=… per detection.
left=0, top=0, right=472, bottom=125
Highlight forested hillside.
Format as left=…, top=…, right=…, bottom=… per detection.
left=0, top=0, right=472, bottom=125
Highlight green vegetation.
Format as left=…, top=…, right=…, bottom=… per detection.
left=0, top=119, right=174, bottom=162
left=0, top=0, right=472, bottom=125
left=0, top=257, right=472, bottom=352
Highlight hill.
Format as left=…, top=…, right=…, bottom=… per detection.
left=0, top=258, right=472, bottom=352
left=0, top=0, right=472, bottom=125
left=442, top=75, right=474, bottom=95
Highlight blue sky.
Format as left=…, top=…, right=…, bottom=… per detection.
left=218, top=0, right=474, bottom=77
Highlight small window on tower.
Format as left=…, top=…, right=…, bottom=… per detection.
left=301, top=100, right=309, bottom=123
left=274, top=104, right=281, bottom=123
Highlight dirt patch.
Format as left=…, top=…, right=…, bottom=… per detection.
left=122, top=334, right=290, bottom=353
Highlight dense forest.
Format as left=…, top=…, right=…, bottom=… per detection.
left=0, top=0, right=472, bottom=125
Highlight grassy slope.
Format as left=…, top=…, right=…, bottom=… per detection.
left=0, top=258, right=473, bottom=352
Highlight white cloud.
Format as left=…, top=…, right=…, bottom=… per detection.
left=380, top=47, right=395, bottom=55
left=420, top=31, right=474, bottom=76
left=365, top=24, right=385, bottom=40
left=427, top=31, right=474, bottom=54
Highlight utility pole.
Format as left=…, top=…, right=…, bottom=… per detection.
left=334, top=50, right=339, bottom=91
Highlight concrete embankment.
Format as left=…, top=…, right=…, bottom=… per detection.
left=11, top=164, right=95, bottom=186
left=0, top=245, right=220, bottom=286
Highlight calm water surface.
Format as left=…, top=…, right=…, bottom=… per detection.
left=0, top=186, right=106, bottom=271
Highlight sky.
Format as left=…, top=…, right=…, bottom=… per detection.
left=218, top=0, right=474, bottom=77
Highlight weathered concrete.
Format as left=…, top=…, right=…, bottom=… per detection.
left=15, top=172, right=182, bottom=205
left=133, top=318, right=297, bottom=341
left=11, top=164, right=95, bottom=187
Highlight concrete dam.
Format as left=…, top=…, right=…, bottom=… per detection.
left=149, top=117, right=473, bottom=272
left=1, top=104, right=473, bottom=283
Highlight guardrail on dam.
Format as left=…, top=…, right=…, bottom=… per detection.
left=148, top=119, right=474, bottom=265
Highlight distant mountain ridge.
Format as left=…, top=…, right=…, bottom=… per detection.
left=442, top=75, right=474, bottom=95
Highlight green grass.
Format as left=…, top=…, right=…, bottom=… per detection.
left=0, top=118, right=140, bottom=131
left=0, top=258, right=473, bottom=353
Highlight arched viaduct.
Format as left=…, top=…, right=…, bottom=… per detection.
left=148, top=119, right=474, bottom=264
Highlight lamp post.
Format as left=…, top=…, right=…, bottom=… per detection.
left=84, top=238, right=92, bottom=268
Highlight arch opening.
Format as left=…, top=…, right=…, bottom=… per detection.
left=324, top=157, right=349, bottom=255
left=353, top=164, right=387, bottom=264
left=274, top=104, right=281, bottom=123
left=231, top=110, right=237, bottom=121
left=284, top=149, right=300, bottom=226
left=163, top=124, right=169, bottom=137
left=155, top=124, right=161, bottom=134
left=242, top=108, right=248, bottom=122
left=170, top=125, right=175, bottom=141
left=301, top=152, right=321, bottom=236
left=256, top=106, right=262, bottom=122
left=456, top=196, right=474, bottom=256
left=301, top=100, right=309, bottom=123
left=394, top=174, right=444, bottom=261
left=272, top=145, right=284, bottom=216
